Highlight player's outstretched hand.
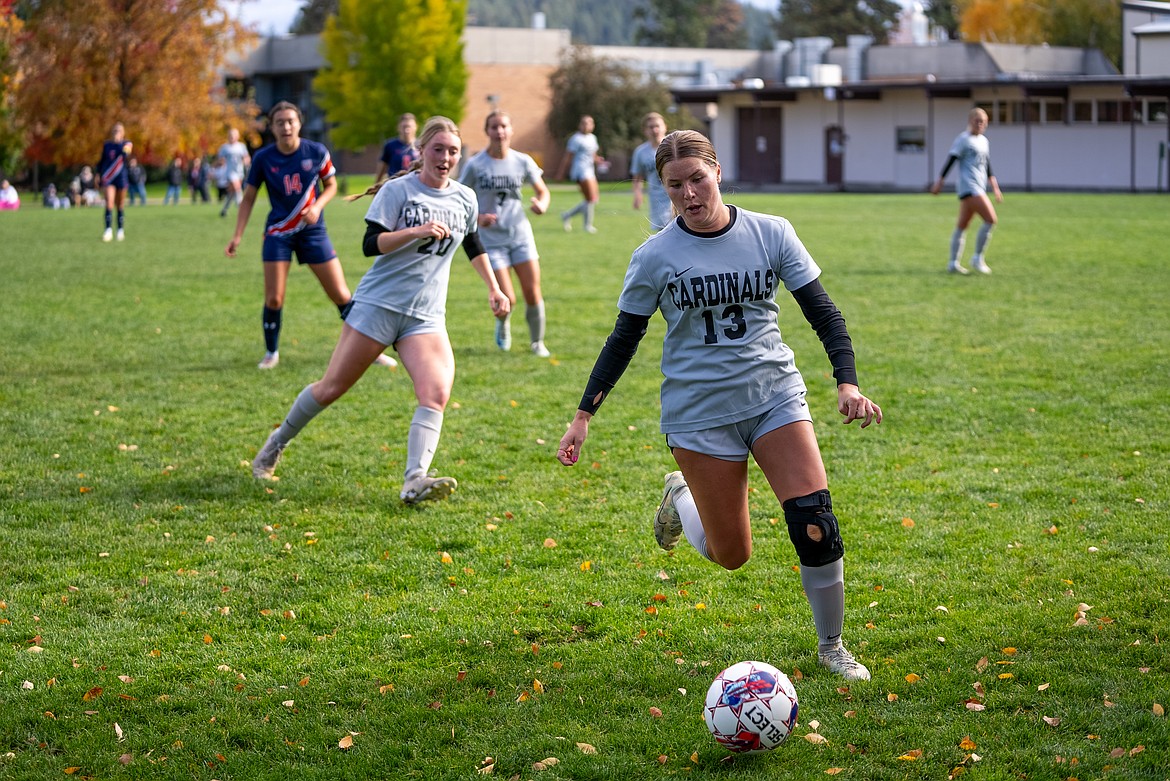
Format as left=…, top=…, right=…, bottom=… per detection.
left=837, top=383, right=882, bottom=428
left=224, top=237, right=241, bottom=257
left=556, top=413, right=591, bottom=466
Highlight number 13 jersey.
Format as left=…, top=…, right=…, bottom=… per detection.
left=617, top=207, right=822, bottom=433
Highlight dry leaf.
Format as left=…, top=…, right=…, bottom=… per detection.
left=826, top=769, right=844, bottom=776
left=1043, top=716, right=1061, bottom=727
left=118, top=675, right=134, bottom=684
left=533, top=757, right=560, bottom=771
left=804, top=733, right=829, bottom=744
left=1130, top=746, right=1145, bottom=756
left=298, top=676, right=310, bottom=687
left=656, top=755, right=668, bottom=765
left=649, top=707, right=663, bottom=718
left=844, top=710, right=857, bottom=718
left=203, top=634, right=213, bottom=644
left=576, top=742, right=597, bottom=754
left=282, top=700, right=295, bottom=707
left=887, top=692, right=898, bottom=702
left=114, top=722, right=124, bottom=741
left=1038, top=683, right=1050, bottom=691
left=998, top=673, right=1014, bottom=680
left=533, top=679, right=545, bottom=694
left=440, top=551, right=453, bottom=564
left=965, top=701, right=986, bottom=711
left=1109, top=747, right=1125, bottom=759
left=283, top=610, right=296, bottom=620
left=976, top=657, right=989, bottom=672
left=543, top=538, right=557, bottom=548
left=82, top=686, right=103, bottom=701
left=118, top=753, right=132, bottom=765
left=26, top=646, right=44, bottom=654
left=379, top=684, right=394, bottom=695
left=905, top=673, right=921, bottom=683
left=1153, top=703, right=1164, bottom=717
left=898, top=749, right=923, bottom=760
left=901, top=517, right=915, bottom=528
left=960, top=737, right=977, bottom=750
left=63, top=768, right=82, bottom=775
left=338, top=735, right=354, bottom=749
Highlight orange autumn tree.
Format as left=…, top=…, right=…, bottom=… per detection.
left=16, top=0, right=259, bottom=168
left=959, top=0, right=1047, bottom=45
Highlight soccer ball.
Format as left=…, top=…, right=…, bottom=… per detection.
left=703, top=660, right=798, bottom=753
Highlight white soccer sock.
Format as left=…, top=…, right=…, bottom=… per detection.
left=584, top=202, right=596, bottom=230
left=525, top=301, right=545, bottom=344
left=950, top=228, right=966, bottom=266
left=801, top=559, right=846, bottom=652
left=275, top=385, right=327, bottom=444
left=405, top=406, right=443, bottom=479
left=973, top=222, right=994, bottom=258
left=675, top=487, right=712, bottom=562
left=564, top=200, right=586, bottom=218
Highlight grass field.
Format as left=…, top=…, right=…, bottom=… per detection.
left=1, top=183, right=1167, bottom=780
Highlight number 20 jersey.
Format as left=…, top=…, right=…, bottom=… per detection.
left=353, top=172, right=479, bottom=319
left=617, top=207, right=822, bottom=433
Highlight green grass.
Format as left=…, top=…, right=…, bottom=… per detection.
left=1, top=185, right=1167, bottom=780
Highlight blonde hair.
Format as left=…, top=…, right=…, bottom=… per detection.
left=484, top=109, right=511, bottom=132
left=642, top=111, right=665, bottom=129
left=655, top=129, right=718, bottom=183
left=348, top=115, right=461, bottom=201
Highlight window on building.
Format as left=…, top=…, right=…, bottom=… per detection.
left=1072, top=101, right=1094, bottom=123
left=1010, top=101, right=1040, bottom=124
left=1147, top=100, right=1168, bottom=123
left=896, top=126, right=926, bottom=153
left=1043, top=100, right=1066, bottom=124
left=1098, top=101, right=1122, bottom=123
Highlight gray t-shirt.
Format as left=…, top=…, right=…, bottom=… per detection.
left=630, top=140, right=670, bottom=231
left=458, top=149, right=542, bottom=248
left=948, top=130, right=991, bottom=198
left=353, top=172, right=479, bottom=319
left=617, top=207, right=821, bottom=433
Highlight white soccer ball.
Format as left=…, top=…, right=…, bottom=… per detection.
left=703, top=660, right=798, bottom=753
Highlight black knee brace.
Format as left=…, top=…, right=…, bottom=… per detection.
left=782, top=489, right=844, bottom=567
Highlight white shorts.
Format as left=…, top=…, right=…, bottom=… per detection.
left=665, top=391, right=812, bottom=461
left=484, top=222, right=538, bottom=271
left=344, top=301, right=444, bottom=347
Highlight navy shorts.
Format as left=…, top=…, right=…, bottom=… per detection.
left=262, top=223, right=337, bottom=265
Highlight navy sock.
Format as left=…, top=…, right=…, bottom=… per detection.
left=117, top=210, right=124, bottom=230
left=263, top=307, right=282, bottom=353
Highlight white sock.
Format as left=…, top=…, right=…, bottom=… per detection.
left=801, top=559, right=846, bottom=652
left=675, top=487, right=712, bottom=561
left=405, top=406, right=443, bottom=479
left=525, top=301, right=545, bottom=344
left=949, top=228, right=965, bottom=266
left=584, top=202, right=596, bottom=230
left=275, top=385, right=327, bottom=444
left=974, top=222, right=994, bottom=258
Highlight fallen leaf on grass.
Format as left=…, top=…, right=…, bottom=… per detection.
left=533, top=757, right=559, bottom=770
left=118, top=753, right=132, bottom=765
left=898, top=749, right=923, bottom=761
left=1043, top=716, right=1061, bottom=726
left=576, top=743, right=597, bottom=754
left=63, top=767, right=82, bottom=775
left=965, top=700, right=986, bottom=712
left=905, top=673, right=921, bottom=683
left=804, top=733, right=828, bottom=744
left=887, top=692, right=898, bottom=702
left=82, top=687, right=102, bottom=701
left=826, top=769, right=844, bottom=775
left=338, top=735, right=355, bottom=749
left=960, top=737, right=977, bottom=750
left=1153, top=703, right=1164, bottom=717
left=649, top=707, right=663, bottom=718
left=114, top=722, right=124, bottom=741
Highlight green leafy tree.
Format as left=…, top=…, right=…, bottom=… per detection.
left=777, top=0, right=903, bottom=45
left=1043, top=0, right=1120, bottom=68
left=708, top=0, right=748, bottom=49
left=634, top=0, right=719, bottom=47
left=922, top=0, right=962, bottom=40
left=547, top=45, right=697, bottom=168
left=315, top=0, right=468, bottom=151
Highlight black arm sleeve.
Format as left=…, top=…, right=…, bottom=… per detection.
left=790, top=278, right=858, bottom=387
left=578, top=310, right=652, bottom=414
left=363, top=220, right=389, bottom=257
left=462, top=231, right=486, bottom=260
left=938, top=154, right=958, bottom=179
left=986, top=160, right=994, bottom=179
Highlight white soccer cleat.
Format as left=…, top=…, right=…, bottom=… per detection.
left=584, top=225, right=598, bottom=234
left=653, top=471, right=688, bottom=551
left=531, top=340, right=550, bottom=358
left=495, top=319, right=512, bottom=351
left=401, top=471, right=457, bottom=505
left=373, top=353, right=398, bottom=369
left=116, top=229, right=125, bottom=242
left=102, top=228, right=113, bottom=242
left=947, top=262, right=969, bottom=275
left=971, top=259, right=992, bottom=274
left=818, top=644, right=871, bottom=681
left=252, top=431, right=287, bottom=481
left=561, top=212, right=571, bottom=232
left=257, top=351, right=280, bottom=370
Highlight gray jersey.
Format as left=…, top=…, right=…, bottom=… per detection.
left=618, top=207, right=821, bottom=433
left=948, top=130, right=991, bottom=198
left=458, top=149, right=542, bottom=248
left=566, top=132, right=599, bottom=181
left=218, top=141, right=249, bottom=180
left=353, top=172, right=479, bottom=319
left=630, top=141, right=671, bottom=231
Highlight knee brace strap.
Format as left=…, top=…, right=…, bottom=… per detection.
left=782, top=489, right=844, bottom=567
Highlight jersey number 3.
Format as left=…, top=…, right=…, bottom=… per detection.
left=702, top=305, right=747, bottom=345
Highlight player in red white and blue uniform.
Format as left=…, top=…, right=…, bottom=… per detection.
left=97, top=122, right=132, bottom=242
left=225, top=101, right=395, bottom=371
left=557, top=130, right=882, bottom=682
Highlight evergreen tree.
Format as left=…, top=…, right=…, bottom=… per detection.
left=776, top=0, right=903, bottom=45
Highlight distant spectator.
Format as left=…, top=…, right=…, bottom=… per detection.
left=163, top=156, right=184, bottom=205
left=127, top=158, right=148, bottom=205
left=188, top=156, right=210, bottom=203
left=0, top=179, right=19, bottom=210
left=43, top=183, right=70, bottom=209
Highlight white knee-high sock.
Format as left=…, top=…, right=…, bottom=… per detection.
left=675, top=487, right=712, bottom=562
left=973, top=222, right=994, bottom=259
left=584, top=202, right=596, bottom=230
left=564, top=200, right=586, bottom=218
left=525, top=301, right=545, bottom=344
left=801, top=558, right=845, bottom=651
left=405, top=406, right=443, bottom=479
left=950, top=228, right=966, bottom=265
left=274, top=385, right=327, bottom=444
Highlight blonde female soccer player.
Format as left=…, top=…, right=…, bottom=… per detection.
left=252, top=116, right=509, bottom=504
left=930, top=107, right=1004, bottom=275
left=557, top=130, right=881, bottom=681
